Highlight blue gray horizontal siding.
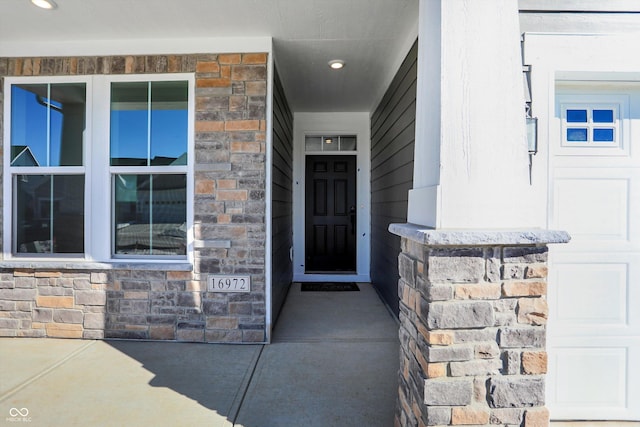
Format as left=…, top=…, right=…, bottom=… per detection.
left=271, top=66, right=294, bottom=322
left=370, top=40, right=417, bottom=317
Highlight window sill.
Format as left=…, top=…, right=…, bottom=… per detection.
left=0, top=260, right=193, bottom=271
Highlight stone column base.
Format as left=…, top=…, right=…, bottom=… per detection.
left=389, top=224, right=569, bottom=427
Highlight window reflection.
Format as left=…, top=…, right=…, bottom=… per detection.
left=11, top=83, right=86, bottom=167
left=114, top=174, right=186, bottom=256
left=110, top=81, right=188, bottom=166
left=15, top=174, right=84, bottom=254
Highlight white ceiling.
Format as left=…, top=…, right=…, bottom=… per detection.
left=0, top=0, right=419, bottom=113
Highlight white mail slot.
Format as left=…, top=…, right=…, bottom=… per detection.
left=208, top=275, right=251, bottom=293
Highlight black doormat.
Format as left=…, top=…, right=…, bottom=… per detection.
left=301, top=282, right=360, bottom=292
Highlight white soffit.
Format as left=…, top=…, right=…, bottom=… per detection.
left=0, top=0, right=419, bottom=113
left=519, top=0, right=640, bottom=12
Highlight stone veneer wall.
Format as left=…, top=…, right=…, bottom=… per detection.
left=0, top=53, right=268, bottom=343
left=390, top=225, right=569, bottom=427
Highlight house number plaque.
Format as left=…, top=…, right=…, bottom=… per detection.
left=208, top=275, right=251, bottom=293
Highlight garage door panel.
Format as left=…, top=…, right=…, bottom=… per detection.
left=548, top=341, right=640, bottom=420
left=551, top=252, right=640, bottom=329
left=552, top=262, right=628, bottom=327
left=554, top=177, right=628, bottom=241
left=551, top=168, right=640, bottom=252
left=552, top=347, right=627, bottom=407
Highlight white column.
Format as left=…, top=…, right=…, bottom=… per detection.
left=408, top=0, right=536, bottom=229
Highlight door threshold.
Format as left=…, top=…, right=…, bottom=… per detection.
left=293, top=273, right=370, bottom=282
left=304, top=271, right=356, bottom=275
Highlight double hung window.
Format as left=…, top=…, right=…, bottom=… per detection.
left=4, top=75, right=193, bottom=261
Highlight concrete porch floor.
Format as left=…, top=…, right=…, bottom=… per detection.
left=1, top=283, right=638, bottom=426
left=0, top=283, right=399, bottom=427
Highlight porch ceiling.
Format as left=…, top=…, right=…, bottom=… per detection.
left=0, top=0, right=419, bottom=113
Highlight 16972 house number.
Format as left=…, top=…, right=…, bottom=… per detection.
left=208, top=275, right=251, bottom=293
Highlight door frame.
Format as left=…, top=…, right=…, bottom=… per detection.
left=292, top=112, right=371, bottom=282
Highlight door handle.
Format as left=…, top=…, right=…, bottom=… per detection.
left=349, top=205, right=356, bottom=235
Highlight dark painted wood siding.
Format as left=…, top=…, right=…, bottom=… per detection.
left=271, top=66, right=294, bottom=321
left=370, top=40, right=417, bottom=317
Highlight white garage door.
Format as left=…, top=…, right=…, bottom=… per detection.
left=548, top=83, right=640, bottom=420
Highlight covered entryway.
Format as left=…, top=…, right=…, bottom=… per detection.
left=292, top=113, right=372, bottom=283
left=547, top=82, right=640, bottom=420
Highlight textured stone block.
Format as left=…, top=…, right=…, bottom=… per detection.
left=427, top=248, right=485, bottom=283
left=425, top=331, right=454, bottom=346
left=455, top=329, right=498, bottom=343
left=487, top=377, right=545, bottom=408
left=83, top=313, right=105, bottom=329
left=424, top=378, right=473, bottom=406
left=398, top=253, right=416, bottom=286
left=203, top=300, right=228, bottom=315
left=37, top=295, right=74, bottom=308
left=524, top=407, right=549, bottom=427
left=503, top=281, right=547, bottom=297
left=242, top=329, right=265, bottom=342
left=33, top=308, right=52, bottom=322
left=53, top=309, right=84, bottom=324
left=45, top=323, right=83, bottom=338
left=503, top=247, right=548, bottom=263
left=475, top=342, right=500, bottom=359
left=499, top=328, right=545, bottom=348
left=449, top=358, right=502, bottom=377
left=525, top=265, right=548, bottom=279
left=426, top=363, right=447, bottom=378
left=15, top=276, right=36, bottom=288
left=425, top=284, right=454, bottom=302
left=503, top=265, right=525, bottom=280
left=89, top=272, right=108, bottom=285
left=522, top=351, right=547, bottom=375
left=427, top=345, right=474, bottom=362
left=176, top=328, right=204, bottom=342
left=1, top=289, right=37, bottom=301
left=427, top=301, right=494, bottom=329
left=490, top=408, right=524, bottom=425
left=454, top=283, right=501, bottom=300
left=451, top=406, right=490, bottom=425
left=75, top=291, right=106, bottom=306
left=0, top=318, right=20, bottom=329
left=83, top=330, right=104, bottom=339
left=517, top=298, right=548, bottom=325
left=149, top=325, right=175, bottom=340
left=425, top=406, right=451, bottom=426
left=502, top=350, right=521, bottom=375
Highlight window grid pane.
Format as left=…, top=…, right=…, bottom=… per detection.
left=305, top=135, right=357, bottom=152
left=593, top=109, right=614, bottom=123
left=11, top=83, right=86, bottom=167
left=567, top=128, right=588, bottom=142
left=566, top=109, right=587, bottom=123
left=114, top=174, right=186, bottom=256
left=15, top=174, right=84, bottom=254
left=562, top=104, right=619, bottom=146
left=593, top=128, right=615, bottom=142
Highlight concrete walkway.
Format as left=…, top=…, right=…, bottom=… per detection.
left=0, top=283, right=400, bottom=427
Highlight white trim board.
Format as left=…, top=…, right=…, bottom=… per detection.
left=292, top=112, right=371, bottom=283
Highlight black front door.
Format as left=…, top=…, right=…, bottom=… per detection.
left=305, top=155, right=357, bottom=272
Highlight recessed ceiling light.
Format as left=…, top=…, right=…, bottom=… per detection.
left=31, top=0, right=57, bottom=10
left=328, top=60, right=345, bottom=70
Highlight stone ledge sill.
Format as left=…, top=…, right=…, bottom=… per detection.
left=389, top=223, right=571, bottom=246
left=0, top=261, right=193, bottom=271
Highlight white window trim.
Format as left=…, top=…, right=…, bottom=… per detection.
left=555, top=92, right=630, bottom=157
left=561, top=103, right=620, bottom=146
left=2, top=73, right=195, bottom=265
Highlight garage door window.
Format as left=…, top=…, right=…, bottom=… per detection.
left=562, top=104, right=619, bottom=147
